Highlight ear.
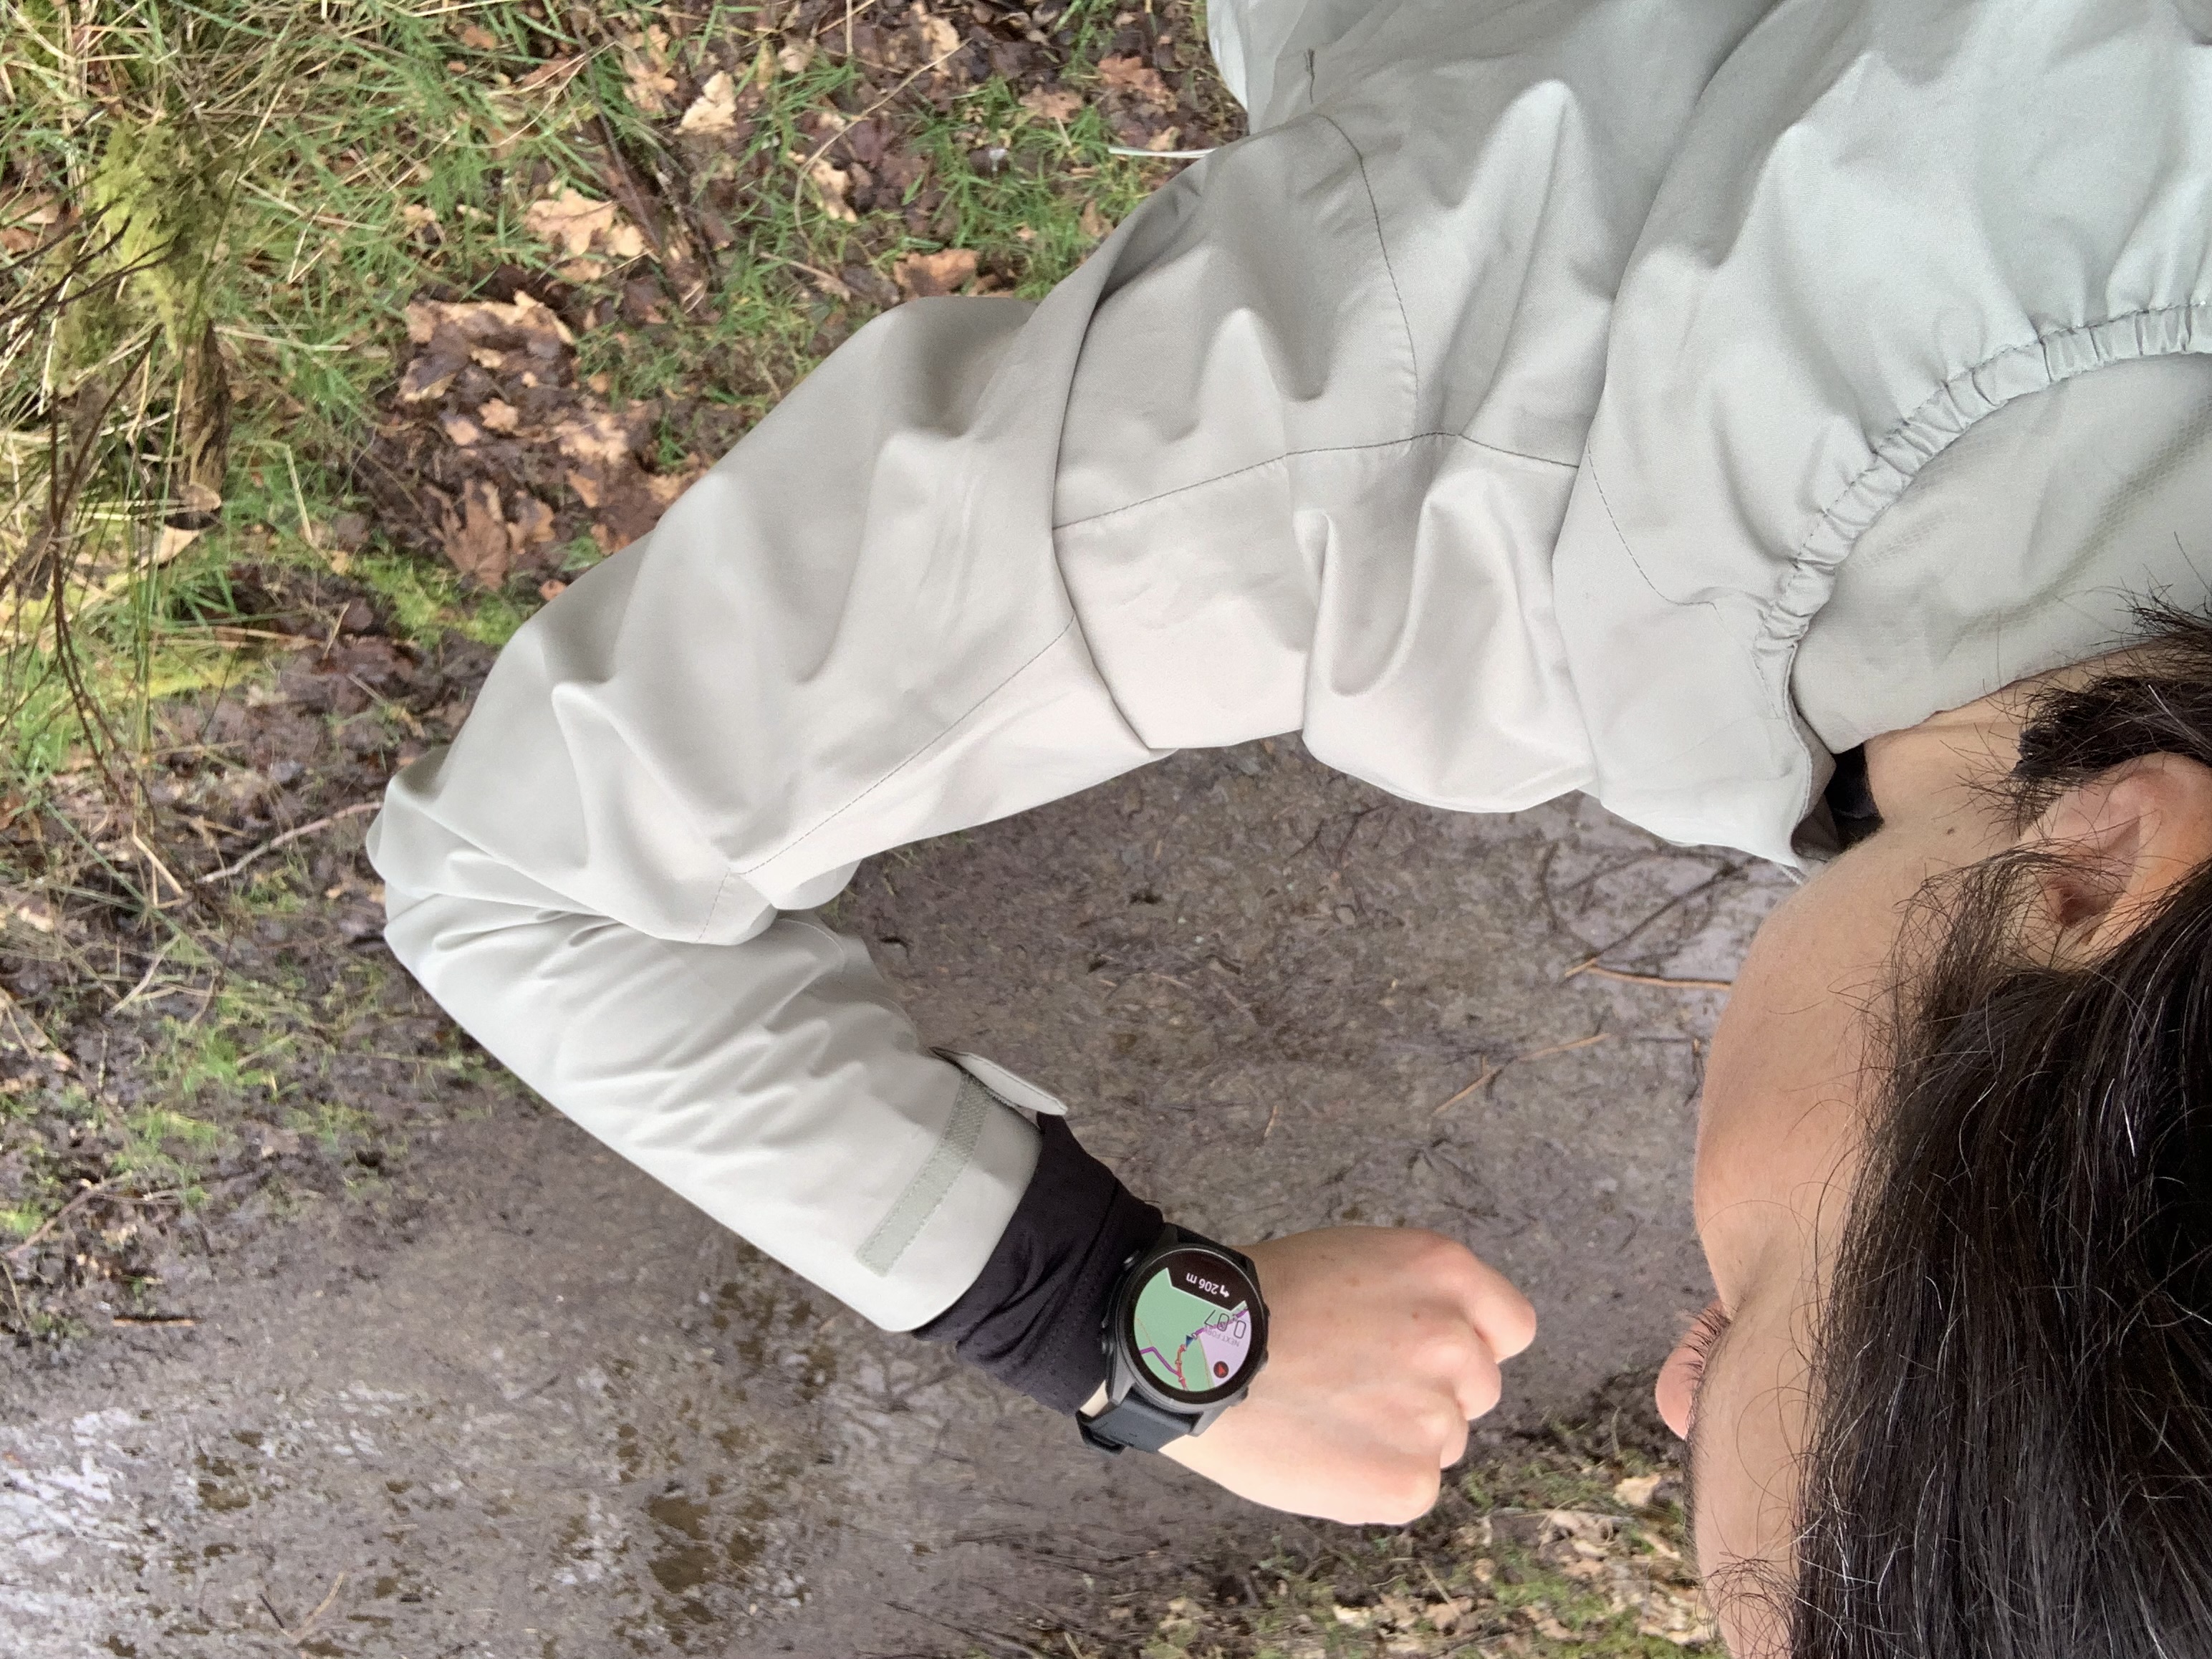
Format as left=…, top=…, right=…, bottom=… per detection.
left=2022, top=754, right=2212, bottom=958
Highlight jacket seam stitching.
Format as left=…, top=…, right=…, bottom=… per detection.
left=1751, top=303, right=2212, bottom=842
left=1053, top=431, right=1571, bottom=533
left=1765, top=303, right=2212, bottom=637
left=1585, top=461, right=1686, bottom=610
left=1316, top=112, right=1420, bottom=416
left=729, top=615, right=1079, bottom=882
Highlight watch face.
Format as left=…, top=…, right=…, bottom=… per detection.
left=1124, top=1246, right=1264, bottom=1405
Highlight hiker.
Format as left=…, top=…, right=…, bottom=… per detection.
left=368, top=0, right=2212, bottom=1650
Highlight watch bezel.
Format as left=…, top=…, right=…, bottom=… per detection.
left=1112, top=1240, right=1269, bottom=1410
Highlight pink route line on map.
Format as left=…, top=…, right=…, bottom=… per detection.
left=1138, top=1342, right=1203, bottom=1388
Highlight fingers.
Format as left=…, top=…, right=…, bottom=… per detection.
left=1397, top=1231, right=1534, bottom=1412
left=1448, top=1244, right=1539, bottom=1361
left=1448, top=1341, right=1504, bottom=1425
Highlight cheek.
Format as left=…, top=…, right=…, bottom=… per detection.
left=1695, top=876, right=1883, bottom=1241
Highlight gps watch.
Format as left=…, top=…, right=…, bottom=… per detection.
left=1078, top=1224, right=1269, bottom=1453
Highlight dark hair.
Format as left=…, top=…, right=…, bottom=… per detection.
left=1791, top=607, right=2212, bottom=1658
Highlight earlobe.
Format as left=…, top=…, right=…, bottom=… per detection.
left=2025, top=755, right=2212, bottom=954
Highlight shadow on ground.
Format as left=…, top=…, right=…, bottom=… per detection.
left=1, top=739, right=1786, bottom=1656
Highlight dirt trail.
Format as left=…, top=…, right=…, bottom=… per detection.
left=1, top=741, right=1785, bottom=1657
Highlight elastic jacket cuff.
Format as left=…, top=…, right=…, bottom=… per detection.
left=912, top=1112, right=1162, bottom=1414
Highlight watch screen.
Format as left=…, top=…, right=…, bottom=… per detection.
left=1128, top=1247, right=1261, bottom=1401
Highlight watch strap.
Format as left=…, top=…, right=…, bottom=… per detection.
left=1079, top=1390, right=1198, bottom=1454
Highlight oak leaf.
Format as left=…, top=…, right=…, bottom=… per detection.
left=524, top=188, right=647, bottom=262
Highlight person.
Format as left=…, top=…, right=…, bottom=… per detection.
left=366, top=0, right=2212, bottom=1650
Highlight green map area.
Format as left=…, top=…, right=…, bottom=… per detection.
left=1132, top=1274, right=1252, bottom=1394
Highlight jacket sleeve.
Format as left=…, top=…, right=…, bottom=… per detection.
left=365, top=0, right=1703, bottom=1329
left=364, top=115, right=1413, bottom=1331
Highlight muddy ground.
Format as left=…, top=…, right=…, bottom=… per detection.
left=0, top=737, right=1787, bottom=1657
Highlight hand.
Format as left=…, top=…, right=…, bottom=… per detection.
left=1154, top=1226, right=1535, bottom=1524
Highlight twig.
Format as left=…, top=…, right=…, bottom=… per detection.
left=0, top=986, right=72, bottom=1070
left=1105, top=145, right=1215, bottom=159
left=1562, top=961, right=1733, bottom=992
left=129, top=832, right=188, bottom=905
left=110, top=1312, right=195, bottom=1327
left=1513, top=1032, right=1612, bottom=1064
left=0, top=1256, right=30, bottom=1335
left=196, top=800, right=378, bottom=885
left=1429, top=1063, right=1501, bottom=1117
left=110, top=935, right=181, bottom=1013
left=1431, top=1034, right=1611, bottom=1117
left=4, top=1180, right=107, bottom=1261
left=347, top=673, right=423, bottom=736
left=266, top=1571, right=346, bottom=1646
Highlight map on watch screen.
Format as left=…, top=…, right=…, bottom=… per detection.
left=1131, top=1253, right=1254, bottom=1396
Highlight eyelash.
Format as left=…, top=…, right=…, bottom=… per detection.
left=1678, top=1305, right=1733, bottom=1405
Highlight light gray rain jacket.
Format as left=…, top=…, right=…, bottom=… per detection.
left=369, top=0, right=2212, bottom=1330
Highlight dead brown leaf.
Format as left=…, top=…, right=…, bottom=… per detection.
left=894, top=248, right=978, bottom=298
left=405, top=291, right=573, bottom=350
left=439, top=410, right=484, bottom=447
left=433, top=478, right=557, bottom=589
left=524, top=188, right=648, bottom=264
left=1, top=192, right=63, bottom=254
left=1612, top=1473, right=1664, bottom=1509
left=914, top=9, right=961, bottom=61
left=509, top=492, right=556, bottom=549
left=1019, top=87, right=1084, bottom=122
left=1428, top=1596, right=1474, bottom=1634
left=477, top=398, right=520, bottom=434
left=552, top=410, right=643, bottom=470
left=439, top=479, right=512, bottom=587
left=806, top=158, right=859, bottom=222
left=1097, top=53, right=1173, bottom=110
left=778, top=37, right=817, bottom=74
left=679, top=69, right=740, bottom=135
left=504, top=54, right=583, bottom=98
left=619, top=26, right=679, bottom=114
left=457, top=22, right=497, bottom=50
left=399, top=293, right=572, bottom=407
left=1078, top=201, right=1110, bottom=240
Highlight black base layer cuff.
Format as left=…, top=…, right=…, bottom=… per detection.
left=913, top=1113, right=1163, bottom=1415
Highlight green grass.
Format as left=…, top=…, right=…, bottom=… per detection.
left=1055, top=1434, right=1713, bottom=1659
left=112, top=1103, right=229, bottom=1191
left=0, top=0, right=1220, bottom=1340
left=2, top=0, right=1187, bottom=807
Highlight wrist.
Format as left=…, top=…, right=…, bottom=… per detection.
left=1078, top=1224, right=1270, bottom=1453
left=913, top=1113, right=1162, bottom=1414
